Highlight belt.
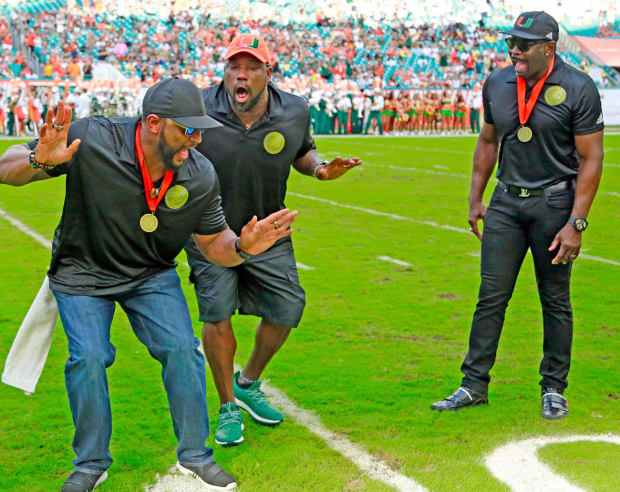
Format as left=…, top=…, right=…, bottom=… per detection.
left=497, top=179, right=575, bottom=198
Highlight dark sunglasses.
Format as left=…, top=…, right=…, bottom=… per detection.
left=170, top=119, right=205, bottom=137
left=505, top=37, right=548, bottom=52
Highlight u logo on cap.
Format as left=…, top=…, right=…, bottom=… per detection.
left=516, top=16, right=533, bottom=28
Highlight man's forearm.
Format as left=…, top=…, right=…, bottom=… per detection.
left=292, top=149, right=321, bottom=176
left=0, top=144, right=44, bottom=186
left=571, top=159, right=602, bottom=218
left=469, top=140, right=498, bottom=203
left=194, top=229, right=244, bottom=267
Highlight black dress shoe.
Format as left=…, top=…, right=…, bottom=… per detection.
left=541, top=388, right=568, bottom=420
left=430, top=386, right=488, bottom=411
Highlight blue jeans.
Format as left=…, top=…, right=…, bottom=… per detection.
left=53, top=269, right=212, bottom=474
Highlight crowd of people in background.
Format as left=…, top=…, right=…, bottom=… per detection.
left=0, top=0, right=618, bottom=137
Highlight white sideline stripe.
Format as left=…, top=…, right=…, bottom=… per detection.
left=289, top=192, right=468, bottom=235
left=149, top=360, right=426, bottom=492
left=261, top=380, right=427, bottom=492
left=296, top=262, right=315, bottom=271
left=0, top=207, right=52, bottom=249
left=579, top=254, right=620, bottom=266
left=377, top=255, right=413, bottom=267
left=288, top=192, right=620, bottom=267
left=601, top=191, right=620, bottom=197
left=364, top=162, right=469, bottom=178
left=486, top=434, right=620, bottom=492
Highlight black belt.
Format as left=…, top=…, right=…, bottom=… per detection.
left=497, top=179, right=575, bottom=198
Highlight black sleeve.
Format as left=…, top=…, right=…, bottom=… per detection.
left=38, top=118, right=91, bottom=177
left=294, top=103, right=317, bottom=160
left=482, top=77, right=494, bottom=124
left=194, top=165, right=229, bottom=236
left=572, top=76, right=604, bottom=136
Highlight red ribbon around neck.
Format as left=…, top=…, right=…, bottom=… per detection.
left=135, top=121, right=173, bottom=214
left=516, top=56, right=555, bottom=126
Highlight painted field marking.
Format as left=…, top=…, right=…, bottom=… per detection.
left=601, top=191, right=620, bottom=197
left=486, top=433, right=620, bottom=492
left=363, top=162, right=469, bottom=178
left=0, top=208, right=422, bottom=491
left=377, top=255, right=413, bottom=267
left=288, top=192, right=620, bottom=267
left=0, top=207, right=52, bottom=249
left=296, top=262, right=315, bottom=271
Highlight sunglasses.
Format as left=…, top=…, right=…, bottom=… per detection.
left=505, top=37, right=548, bottom=52
left=169, top=119, right=205, bottom=137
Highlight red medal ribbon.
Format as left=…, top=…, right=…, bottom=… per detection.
left=135, top=121, right=173, bottom=214
left=516, top=56, right=555, bottom=125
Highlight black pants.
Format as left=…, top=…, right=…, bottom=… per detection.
left=461, top=185, right=574, bottom=392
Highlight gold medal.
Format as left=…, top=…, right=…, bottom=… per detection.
left=165, top=185, right=189, bottom=209
left=263, top=132, right=285, bottom=154
left=544, top=86, right=566, bottom=106
left=140, top=213, right=158, bottom=233
left=517, top=126, right=532, bottom=143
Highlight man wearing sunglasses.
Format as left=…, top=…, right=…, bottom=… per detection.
left=430, top=12, right=604, bottom=419
left=184, top=34, right=361, bottom=447
left=0, top=77, right=299, bottom=491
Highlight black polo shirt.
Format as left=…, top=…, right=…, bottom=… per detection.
left=483, top=56, right=604, bottom=189
left=196, top=82, right=316, bottom=236
left=31, top=117, right=227, bottom=295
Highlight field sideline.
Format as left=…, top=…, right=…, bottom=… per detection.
left=0, top=135, right=618, bottom=491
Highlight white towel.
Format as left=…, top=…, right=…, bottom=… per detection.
left=2, top=277, right=59, bottom=394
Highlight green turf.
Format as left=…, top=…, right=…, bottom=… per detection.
left=0, top=136, right=618, bottom=490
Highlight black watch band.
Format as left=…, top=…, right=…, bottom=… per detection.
left=234, top=238, right=254, bottom=260
left=569, top=217, right=588, bottom=232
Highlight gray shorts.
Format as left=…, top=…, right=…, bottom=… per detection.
left=187, top=241, right=306, bottom=328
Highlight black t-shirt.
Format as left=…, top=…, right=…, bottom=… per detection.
left=196, top=82, right=315, bottom=235
left=184, top=82, right=315, bottom=264
left=483, top=56, right=604, bottom=188
left=32, top=117, right=227, bottom=295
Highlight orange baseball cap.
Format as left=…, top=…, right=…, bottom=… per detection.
left=225, top=34, right=271, bottom=64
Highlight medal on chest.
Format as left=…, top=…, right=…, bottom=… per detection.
left=135, top=122, right=174, bottom=233
left=516, top=56, right=555, bottom=144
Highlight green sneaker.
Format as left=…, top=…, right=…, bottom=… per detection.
left=234, top=371, right=284, bottom=425
left=214, top=402, right=244, bottom=446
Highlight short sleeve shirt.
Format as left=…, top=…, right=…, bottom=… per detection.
left=32, top=117, right=228, bottom=295
left=482, top=56, right=604, bottom=189
left=195, top=82, right=315, bottom=236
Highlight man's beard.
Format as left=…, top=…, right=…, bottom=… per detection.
left=156, top=126, right=186, bottom=172
left=228, top=83, right=266, bottom=113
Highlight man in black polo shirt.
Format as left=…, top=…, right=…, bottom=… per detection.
left=430, top=11, right=604, bottom=419
left=184, top=34, right=361, bottom=446
left=0, top=77, right=297, bottom=491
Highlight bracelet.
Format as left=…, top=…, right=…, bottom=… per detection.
left=311, top=159, right=329, bottom=178
left=29, top=151, right=54, bottom=170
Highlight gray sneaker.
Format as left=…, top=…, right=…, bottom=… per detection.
left=61, top=470, right=108, bottom=491
left=176, top=461, right=237, bottom=490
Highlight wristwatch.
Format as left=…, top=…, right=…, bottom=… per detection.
left=234, top=238, right=254, bottom=261
left=569, top=217, right=588, bottom=232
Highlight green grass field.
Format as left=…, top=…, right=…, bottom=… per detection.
left=0, top=135, right=618, bottom=491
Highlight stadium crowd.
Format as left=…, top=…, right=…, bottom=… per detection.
left=0, top=0, right=618, bottom=136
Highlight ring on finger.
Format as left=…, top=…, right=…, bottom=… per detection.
left=570, top=254, right=577, bottom=258
left=52, top=121, right=64, bottom=131
left=274, top=220, right=279, bottom=230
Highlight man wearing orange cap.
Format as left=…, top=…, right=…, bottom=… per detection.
left=185, top=34, right=361, bottom=446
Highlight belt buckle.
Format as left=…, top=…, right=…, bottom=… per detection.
left=518, top=188, right=530, bottom=198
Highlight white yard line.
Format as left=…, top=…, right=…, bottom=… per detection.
left=377, top=255, right=413, bottom=267
left=486, top=434, right=620, bottom=492
left=289, top=192, right=468, bottom=235
left=363, top=162, right=469, bottom=178
left=600, top=191, right=620, bottom=197
left=288, top=192, right=620, bottom=267
left=0, top=207, right=52, bottom=249
left=296, top=262, right=315, bottom=271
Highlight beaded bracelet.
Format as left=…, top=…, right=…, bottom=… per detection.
left=29, top=151, right=55, bottom=170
